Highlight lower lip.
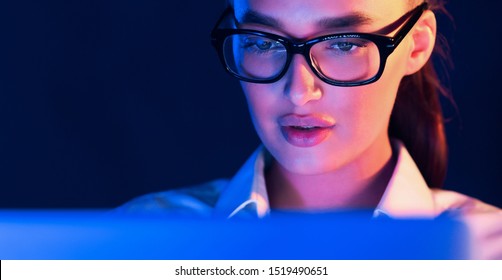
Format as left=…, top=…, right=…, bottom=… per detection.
left=280, top=126, right=333, bottom=147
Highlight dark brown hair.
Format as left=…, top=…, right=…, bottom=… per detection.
left=389, top=0, right=452, bottom=188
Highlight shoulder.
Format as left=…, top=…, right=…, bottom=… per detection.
left=430, top=188, right=501, bottom=216
left=113, top=179, right=229, bottom=216
left=431, top=189, right=502, bottom=259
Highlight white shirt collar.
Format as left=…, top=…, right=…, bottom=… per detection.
left=214, top=147, right=271, bottom=218
left=374, top=140, right=436, bottom=218
left=215, top=140, right=436, bottom=219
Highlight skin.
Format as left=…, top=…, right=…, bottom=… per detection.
left=233, top=0, right=437, bottom=210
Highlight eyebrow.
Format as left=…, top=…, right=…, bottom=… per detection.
left=318, top=14, right=374, bottom=29
left=238, top=9, right=374, bottom=30
left=239, top=10, right=281, bottom=28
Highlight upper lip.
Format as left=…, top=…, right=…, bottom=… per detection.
left=278, top=114, right=336, bottom=128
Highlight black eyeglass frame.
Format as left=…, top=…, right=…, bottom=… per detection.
left=211, top=2, right=429, bottom=87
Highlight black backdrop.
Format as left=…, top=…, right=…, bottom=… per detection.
left=0, top=0, right=500, bottom=209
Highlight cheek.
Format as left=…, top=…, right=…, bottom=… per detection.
left=344, top=48, right=408, bottom=136
left=332, top=81, right=398, bottom=145
left=241, top=83, right=280, bottom=137
left=348, top=85, right=397, bottom=133
left=326, top=63, right=404, bottom=163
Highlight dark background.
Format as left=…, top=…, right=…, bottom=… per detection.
left=0, top=0, right=500, bottom=209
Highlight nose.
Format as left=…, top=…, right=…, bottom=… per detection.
left=283, top=55, right=322, bottom=106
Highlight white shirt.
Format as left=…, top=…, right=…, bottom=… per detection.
left=116, top=141, right=502, bottom=258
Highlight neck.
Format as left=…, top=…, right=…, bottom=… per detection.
left=266, top=138, right=395, bottom=211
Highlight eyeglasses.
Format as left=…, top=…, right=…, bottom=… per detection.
left=211, top=2, right=428, bottom=87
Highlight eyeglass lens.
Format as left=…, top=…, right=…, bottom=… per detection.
left=222, top=34, right=381, bottom=83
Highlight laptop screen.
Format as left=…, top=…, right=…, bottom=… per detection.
left=0, top=210, right=468, bottom=259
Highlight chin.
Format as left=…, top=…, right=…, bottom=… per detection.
left=274, top=151, right=337, bottom=176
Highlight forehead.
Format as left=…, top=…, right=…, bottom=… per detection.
left=233, top=0, right=408, bottom=37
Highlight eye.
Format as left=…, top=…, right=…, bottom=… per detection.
left=328, top=41, right=365, bottom=52
left=329, top=41, right=361, bottom=52
left=241, top=36, right=283, bottom=52
left=254, top=39, right=274, bottom=50
left=318, top=38, right=370, bottom=57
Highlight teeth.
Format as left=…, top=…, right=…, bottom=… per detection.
left=293, top=126, right=317, bottom=130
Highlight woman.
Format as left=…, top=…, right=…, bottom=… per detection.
left=118, top=0, right=501, bottom=258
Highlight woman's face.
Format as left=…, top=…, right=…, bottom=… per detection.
left=234, top=0, right=415, bottom=175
